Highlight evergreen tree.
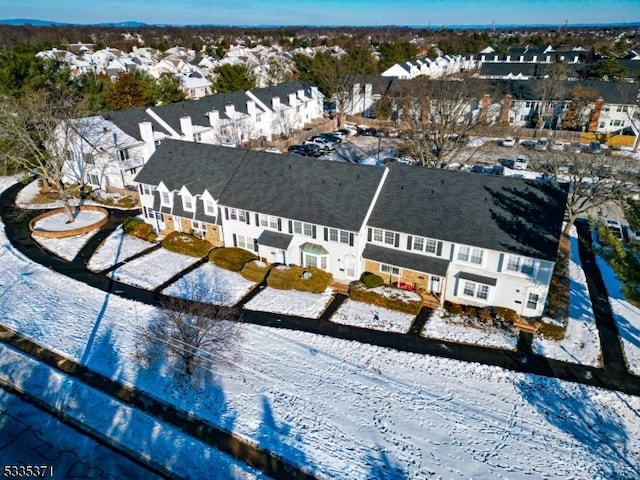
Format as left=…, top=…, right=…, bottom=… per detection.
left=212, top=64, right=256, bottom=93
left=106, top=72, right=150, bottom=110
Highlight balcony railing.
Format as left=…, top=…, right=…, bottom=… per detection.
left=119, top=154, right=144, bottom=171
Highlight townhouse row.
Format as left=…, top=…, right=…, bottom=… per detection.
left=134, top=140, right=568, bottom=318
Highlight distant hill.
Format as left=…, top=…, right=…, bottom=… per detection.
left=0, top=18, right=148, bottom=27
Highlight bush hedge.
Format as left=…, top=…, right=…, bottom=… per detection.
left=535, top=320, right=566, bottom=340
left=266, top=265, right=332, bottom=293
left=361, top=272, right=384, bottom=288
left=240, top=260, right=270, bottom=283
left=161, top=231, right=213, bottom=257
left=443, top=301, right=519, bottom=325
left=122, top=216, right=156, bottom=242
left=349, top=282, right=422, bottom=315
left=209, top=247, right=258, bottom=272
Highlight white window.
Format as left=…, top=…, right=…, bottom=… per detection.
left=461, top=281, right=490, bottom=302
left=373, top=228, right=383, bottom=242
left=506, top=255, right=536, bottom=276
left=329, top=229, right=339, bottom=242
left=192, top=220, right=206, bottom=232
left=303, top=253, right=327, bottom=270
left=294, top=221, right=313, bottom=237
left=237, top=235, right=253, bottom=250
left=413, top=236, right=424, bottom=251
left=384, top=231, right=395, bottom=245
left=87, top=173, right=100, bottom=186
left=229, top=208, right=238, bottom=220
left=204, top=199, right=215, bottom=216
left=380, top=264, right=400, bottom=276
left=527, top=293, right=540, bottom=310
left=260, top=214, right=278, bottom=229
left=83, top=153, right=94, bottom=165
left=161, top=191, right=171, bottom=205
left=457, top=246, right=483, bottom=265
left=340, top=230, right=350, bottom=244
left=183, top=195, right=194, bottom=211
left=141, top=184, right=155, bottom=196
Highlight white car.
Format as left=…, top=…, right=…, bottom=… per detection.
left=605, top=219, right=624, bottom=240
left=304, top=137, right=335, bottom=151
left=513, top=155, right=528, bottom=170
left=501, top=136, right=515, bottom=147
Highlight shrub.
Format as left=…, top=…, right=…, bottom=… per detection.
left=536, top=320, right=566, bottom=340
left=349, top=282, right=422, bottom=315
left=361, top=272, right=384, bottom=289
left=266, top=265, right=332, bottom=293
left=241, top=260, right=270, bottom=283
left=444, top=301, right=463, bottom=315
left=463, top=305, right=479, bottom=318
left=209, top=247, right=258, bottom=272
left=493, top=307, right=518, bottom=324
left=123, top=216, right=154, bottom=241
left=478, top=307, right=493, bottom=323
left=161, top=231, right=213, bottom=258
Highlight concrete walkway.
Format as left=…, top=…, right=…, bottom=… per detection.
left=1, top=180, right=639, bottom=402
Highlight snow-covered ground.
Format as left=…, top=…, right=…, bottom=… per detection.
left=163, top=262, right=256, bottom=307
left=3, top=176, right=640, bottom=478
left=33, top=231, right=96, bottom=261
left=329, top=299, right=415, bottom=333
left=596, top=254, right=640, bottom=375
left=32, top=209, right=106, bottom=232
left=422, top=309, right=519, bottom=350
left=533, top=227, right=601, bottom=366
left=243, top=287, right=334, bottom=319
left=88, top=225, right=155, bottom=271
left=109, top=247, right=200, bottom=290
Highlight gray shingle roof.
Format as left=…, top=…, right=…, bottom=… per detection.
left=219, top=152, right=385, bottom=231
left=257, top=230, right=293, bottom=250
left=493, top=79, right=639, bottom=104
left=133, top=139, right=247, bottom=197
left=363, top=244, right=450, bottom=277
left=249, top=80, right=316, bottom=108
left=367, top=165, right=568, bottom=262
left=458, top=271, right=497, bottom=286
left=103, top=107, right=172, bottom=140
left=135, top=140, right=385, bottom=232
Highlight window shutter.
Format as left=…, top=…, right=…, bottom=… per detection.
left=394, top=233, right=400, bottom=248
left=138, top=184, right=143, bottom=195
left=367, top=228, right=372, bottom=241
left=277, top=218, right=282, bottom=231
left=255, top=213, right=259, bottom=225
left=312, top=225, right=317, bottom=239
left=288, top=220, right=293, bottom=234
left=324, top=228, right=328, bottom=241
left=407, top=235, right=413, bottom=250
left=224, top=207, right=229, bottom=220
left=253, top=239, right=259, bottom=253
left=232, top=233, right=237, bottom=247
left=349, top=233, right=354, bottom=247
left=245, top=211, right=250, bottom=224
left=436, top=241, right=443, bottom=256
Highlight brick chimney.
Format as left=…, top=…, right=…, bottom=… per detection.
left=499, top=94, right=512, bottom=124
left=588, top=97, right=605, bottom=132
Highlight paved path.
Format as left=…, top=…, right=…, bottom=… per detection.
left=1, top=181, right=639, bottom=400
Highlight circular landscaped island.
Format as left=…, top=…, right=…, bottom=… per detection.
left=29, top=206, right=109, bottom=239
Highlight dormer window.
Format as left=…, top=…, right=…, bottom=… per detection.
left=183, top=194, right=194, bottom=211
left=161, top=191, right=171, bottom=206
left=118, top=149, right=130, bottom=161
left=204, top=199, right=215, bottom=216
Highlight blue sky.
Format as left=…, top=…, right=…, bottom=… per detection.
left=3, top=0, right=639, bottom=26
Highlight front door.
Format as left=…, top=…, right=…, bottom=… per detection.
left=345, top=259, right=356, bottom=279
left=430, top=276, right=441, bottom=294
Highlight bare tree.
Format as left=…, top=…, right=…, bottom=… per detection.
left=561, top=85, right=599, bottom=131
left=139, top=285, right=242, bottom=378
left=0, top=87, right=88, bottom=222
left=532, top=66, right=567, bottom=136
left=528, top=149, right=632, bottom=236
left=396, top=77, right=490, bottom=168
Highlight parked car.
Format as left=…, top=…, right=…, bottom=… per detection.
left=470, top=165, right=491, bottom=174
left=520, top=140, right=537, bottom=149
left=288, top=144, right=321, bottom=157
left=564, top=143, right=583, bottom=154
left=534, top=137, right=549, bottom=151
left=264, top=147, right=281, bottom=154
left=589, top=140, right=603, bottom=154
left=605, top=219, right=624, bottom=240
left=499, top=158, right=515, bottom=169
left=304, top=136, right=335, bottom=151
left=500, top=136, right=516, bottom=147
left=356, top=126, right=376, bottom=136
left=330, top=130, right=346, bottom=140
left=550, top=140, right=564, bottom=151
left=513, top=155, right=528, bottom=170
left=491, top=165, right=505, bottom=176
left=317, top=132, right=343, bottom=144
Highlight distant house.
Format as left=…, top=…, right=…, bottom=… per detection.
left=134, top=140, right=568, bottom=317
left=180, top=72, right=213, bottom=99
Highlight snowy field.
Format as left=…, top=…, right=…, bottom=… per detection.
left=596, top=254, right=640, bottom=375
left=422, top=309, right=519, bottom=350
left=163, top=262, right=256, bottom=307
left=33, top=231, right=97, bottom=261
left=533, top=226, right=601, bottom=366
left=330, top=299, right=415, bottom=333
left=32, top=209, right=106, bottom=232
left=3, top=176, right=640, bottom=478
left=88, top=225, right=155, bottom=271
left=109, top=247, right=200, bottom=290
left=243, top=287, right=334, bottom=319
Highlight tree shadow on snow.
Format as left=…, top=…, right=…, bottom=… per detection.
left=365, top=447, right=408, bottom=480
left=516, top=377, right=639, bottom=479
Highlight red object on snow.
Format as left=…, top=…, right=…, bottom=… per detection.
left=393, top=281, right=414, bottom=291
